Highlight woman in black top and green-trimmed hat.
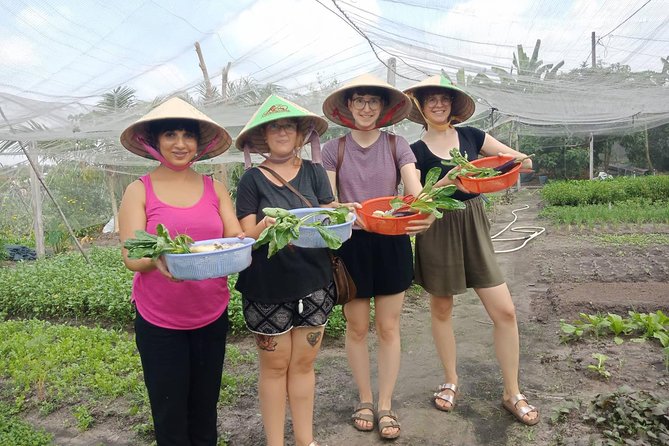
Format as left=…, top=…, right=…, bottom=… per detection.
left=404, top=74, right=539, bottom=426
left=235, top=94, right=334, bottom=446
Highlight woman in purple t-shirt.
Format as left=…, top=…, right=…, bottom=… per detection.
left=321, top=74, right=432, bottom=440
left=118, top=98, right=243, bottom=445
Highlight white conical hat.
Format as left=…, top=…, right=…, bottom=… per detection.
left=403, top=74, right=476, bottom=125
left=120, top=97, right=232, bottom=160
left=322, top=74, right=412, bottom=129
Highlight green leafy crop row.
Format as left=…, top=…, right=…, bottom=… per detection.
left=541, top=175, right=669, bottom=206
left=0, top=247, right=347, bottom=338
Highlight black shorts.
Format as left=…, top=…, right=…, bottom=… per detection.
left=337, top=230, right=413, bottom=298
left=242, top=282, right=336, bottom=335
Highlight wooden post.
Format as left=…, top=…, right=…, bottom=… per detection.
left=589, top=133, right=594, bottom=179
left=222, top=62, right=231, bottom=100
left=195, top=41, right=213, bottom=100
left=644, top=124, right=654, bottom=173
left=29, top=142, right=45, bottom=258
left=105, top=169, right=119, bottom=232
left=591, top=32, right=596, bottom=68
left=387, top=57, right=396, bottom=86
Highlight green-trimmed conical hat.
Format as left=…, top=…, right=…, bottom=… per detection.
left=235, top=94, right=328, bottom=153
left=403, top=74, right=476, bottom=125
left=322, top=73, right=412, bottom=129
left=120, top=97, right=232, bottom=160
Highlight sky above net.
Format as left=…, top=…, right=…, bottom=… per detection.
left=1, top=0, right=669, bottom=166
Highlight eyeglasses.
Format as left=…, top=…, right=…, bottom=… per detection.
left=351, top=96, right=382, bottom=111
left=266, top=121, right=298, bottom=133
left=425, top=95, right=453, bottom=107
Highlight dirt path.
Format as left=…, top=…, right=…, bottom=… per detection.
left=218, top=187, right=668, bottom=446
left=27, top=188, right=668, bottom=445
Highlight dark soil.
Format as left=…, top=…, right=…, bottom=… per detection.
left=23, top=189, right=669, bottom=445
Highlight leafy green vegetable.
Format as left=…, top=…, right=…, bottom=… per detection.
left=255, top=207, right=351, bottom=258
left=444, top=147, right=500, bottom=180
left=123, top=223, right=193, bottom=259
left=388, top=167, right=466, bottom=218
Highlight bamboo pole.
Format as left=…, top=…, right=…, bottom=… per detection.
left=28, top=142, right=45, bottom=257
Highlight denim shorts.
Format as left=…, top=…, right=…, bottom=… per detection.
left=242, top=282, right=335, bottom=335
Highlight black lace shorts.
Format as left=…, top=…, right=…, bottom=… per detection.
left=242, top=282, right=336, bottom=335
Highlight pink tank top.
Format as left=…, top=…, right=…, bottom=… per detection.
left=132, top=174, right=230, bottom=329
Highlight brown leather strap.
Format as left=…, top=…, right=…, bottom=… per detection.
left=257, top=165, right=312, bottom=207
left=389, top=133, right=399, bottom=187
left=335, top=136, right=346, bottom=201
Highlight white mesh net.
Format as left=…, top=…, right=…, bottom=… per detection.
left=1, top=0, right=668, bottom=237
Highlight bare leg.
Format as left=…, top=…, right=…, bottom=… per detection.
left=256, top=332, right=291, bottom=446
left=430, top=294, right=458, bottom=409
left=374, top=292, right=404, bottom=438
left=344, top=297, right=373, bottom=430
left=287, top=326, right=325, bottom=446
left=476, top=283, right=538, bottom=423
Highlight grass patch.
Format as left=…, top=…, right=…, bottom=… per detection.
left=0, top=401, right=53, bottom=446
left=590, top=233, right=669, bottom=247
left=0, top=319, right=258, bottom=439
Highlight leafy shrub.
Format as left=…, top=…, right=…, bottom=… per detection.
left=541, top=175, right=669, bottom=206
left=0, top=248, right=134, bottom=326
left=0, top=247, right=345, bottom=338
left=584, top=386, right=669, bottom=445
left=0, top=402, right=53, bottom=446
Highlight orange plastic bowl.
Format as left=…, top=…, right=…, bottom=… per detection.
left=458, top=155, right=520, bottom=194
left=357, top=196, right=427, bottom=236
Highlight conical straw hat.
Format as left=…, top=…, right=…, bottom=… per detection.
left=235, top=94, right=328, bottom=153
left=322, top=74, right=412, bottom=129
left=403, top=74, right=476, bottom=125
left=120, top=97, right=232, bottom=160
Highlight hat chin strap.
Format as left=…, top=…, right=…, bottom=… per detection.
left=137, top=134, right=220, bottom=171
left=243, top=143, right=295, bottom=170
left=304, top=124, right=322, bottom=164
left=243, top=125, right=322, bottom=169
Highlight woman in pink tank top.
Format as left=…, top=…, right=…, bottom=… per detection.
left=118, top=98, right=243, bottom=445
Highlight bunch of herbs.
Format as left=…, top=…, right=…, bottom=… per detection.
left=388, top=167, right=465, bottom=218
left=123, top=223, right=193, bottom=259
left=255, top=207, right=351, bottom=258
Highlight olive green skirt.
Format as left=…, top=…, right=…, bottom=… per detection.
left=414, top=196, right=504, bottom=296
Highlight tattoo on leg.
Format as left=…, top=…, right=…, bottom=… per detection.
left=255, top=334, right=278, bottom=351
left=306, top=331, right=322, bottom=347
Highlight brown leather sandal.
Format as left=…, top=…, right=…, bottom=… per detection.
left=376, top=409, right=401, bottom=440
left=351, top=402, right=375, bottom=432
left=502, top=393, right=540, bottom=426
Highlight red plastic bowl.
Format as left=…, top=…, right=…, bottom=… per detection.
left=357, top=196, right=427, bottom=236
left=458, top=155, right=520, bottom=194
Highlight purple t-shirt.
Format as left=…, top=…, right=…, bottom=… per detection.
left=322, top=131, right=416, bottom=203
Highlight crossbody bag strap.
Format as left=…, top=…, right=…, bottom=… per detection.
left=257, top=165, right=312, bottom=207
